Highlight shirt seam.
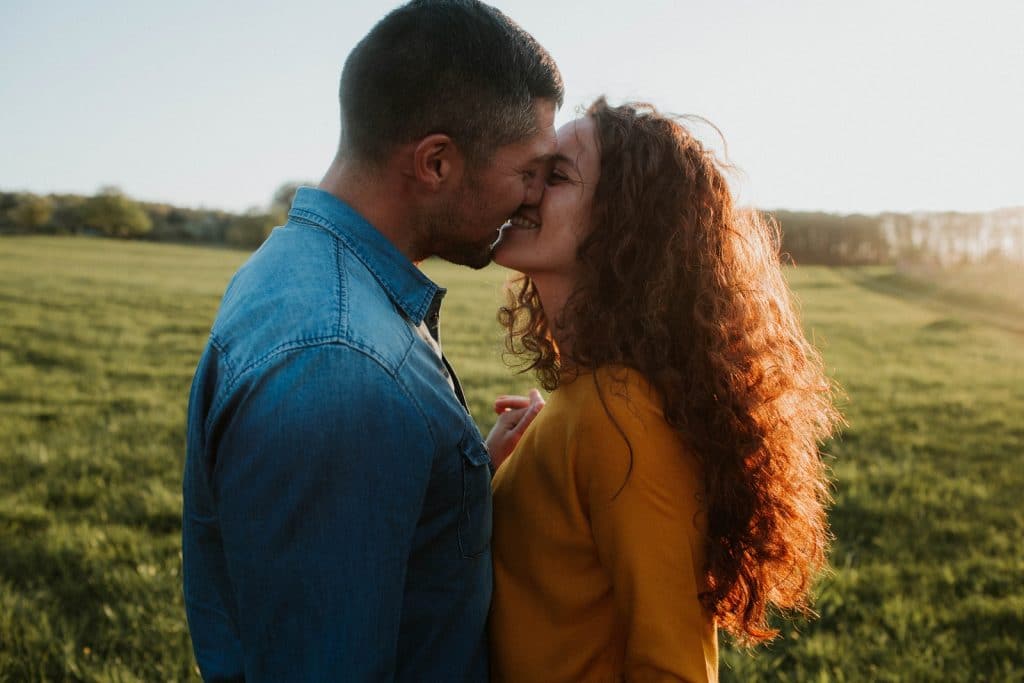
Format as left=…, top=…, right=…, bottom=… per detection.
left=206, top=335, right=435, bottom=452
left=231, top=334, right=391, bottom=393
left=208, top=333, right=233, bottom=378
left=335, top=238, right=345, bottom=338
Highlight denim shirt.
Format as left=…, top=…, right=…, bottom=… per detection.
left=182, top=188, right=492, bottom=682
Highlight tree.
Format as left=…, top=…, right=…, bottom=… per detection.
left=8, top=194, right=54, bottom=233
left=270, top=180, right=313, bottom=219
left=80, top=187, right=152, bottom=238
left=225, top=210, right=279, bottom=249
left=49, top=194, right=88, bottom=234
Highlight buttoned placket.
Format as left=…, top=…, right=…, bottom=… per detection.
left=419, top=292, right=469, bottom=410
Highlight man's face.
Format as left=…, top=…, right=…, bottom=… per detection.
left=430, top=99, right=558, bottom=269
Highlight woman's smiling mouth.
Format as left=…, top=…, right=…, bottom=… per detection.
left=503, top=215, right=540, bottom=231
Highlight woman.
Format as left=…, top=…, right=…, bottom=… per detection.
left=486, top=98, right=841, bottom=682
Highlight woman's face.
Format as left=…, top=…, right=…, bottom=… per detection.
left=492, top=116, right=600, bottom=280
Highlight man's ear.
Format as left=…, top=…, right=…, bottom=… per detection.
left=412, top=134, right=464, bottom=191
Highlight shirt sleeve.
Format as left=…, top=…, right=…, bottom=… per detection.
left=209, top=344, right=436, bottom=681
left=580, top=380, right=717, bottom=683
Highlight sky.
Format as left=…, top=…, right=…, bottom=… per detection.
left=1, top=0, right=1022, bottom=215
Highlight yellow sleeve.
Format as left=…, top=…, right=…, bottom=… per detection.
left=578, top=378, right=717, bottom=683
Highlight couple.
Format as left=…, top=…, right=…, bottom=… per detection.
left=182, top=1, right=839, bottom=681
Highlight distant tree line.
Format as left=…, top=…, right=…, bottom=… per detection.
left=2, top=185, right=1022, bottom=265
left=769, top=209, right=1024, bottom=266
left=0, top=182, right=307, bottom=249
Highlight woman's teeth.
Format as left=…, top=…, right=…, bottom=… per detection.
left=506, top=216, right=539, bottom=230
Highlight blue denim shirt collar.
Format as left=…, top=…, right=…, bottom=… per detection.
left=288, top=186, right=443, bottom=325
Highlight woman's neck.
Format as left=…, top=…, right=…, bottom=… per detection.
left=530, top=274, right=575, bottom=361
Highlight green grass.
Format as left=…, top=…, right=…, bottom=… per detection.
left=1, top=236, right=1021, bottom=682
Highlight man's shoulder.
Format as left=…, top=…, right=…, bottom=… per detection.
left=209, top=223, right=416, bottom=380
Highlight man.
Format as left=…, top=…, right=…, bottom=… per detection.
left=182, top=1, right=561, bottom=680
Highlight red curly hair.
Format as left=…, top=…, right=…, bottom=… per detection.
left=498, top=98, right=841, bottom=644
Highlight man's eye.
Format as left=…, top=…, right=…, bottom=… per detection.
left=521, top=169, right=537, bottom=181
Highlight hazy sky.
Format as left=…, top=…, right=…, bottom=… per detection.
left=2, top=0, right=1022, bottom=214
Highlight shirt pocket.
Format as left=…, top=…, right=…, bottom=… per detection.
left=458, top=430, right=493, bottom=558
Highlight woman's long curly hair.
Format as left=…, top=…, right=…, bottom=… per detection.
left=498, top=97, right=842, bottom=644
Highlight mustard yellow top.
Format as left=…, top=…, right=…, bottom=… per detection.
left=490, top=367, right=718, bottom=682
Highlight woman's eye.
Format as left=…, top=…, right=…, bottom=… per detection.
left=546, top=170, right=569, bottom=185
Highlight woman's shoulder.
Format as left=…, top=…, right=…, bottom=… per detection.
left=559, top=365, right=682, bottom=462
left=562, top=365, right=703, bottom=507
left=560, top=364, right=664, bottom=424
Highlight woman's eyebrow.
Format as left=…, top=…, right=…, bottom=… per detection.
left=526, top=151, right=557, bottom=166
left=549, top=152, right=580, bottom=174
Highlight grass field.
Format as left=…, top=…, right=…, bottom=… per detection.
left=1, top=236, right=1021, bottom=682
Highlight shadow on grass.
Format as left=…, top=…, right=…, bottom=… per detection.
left=837, top=268, right=1024, bottom=335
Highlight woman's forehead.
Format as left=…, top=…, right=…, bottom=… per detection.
left=556, top=117, right=598, bottom=174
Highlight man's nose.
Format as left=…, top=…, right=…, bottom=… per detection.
left=523, top=173, right=545, bottom=207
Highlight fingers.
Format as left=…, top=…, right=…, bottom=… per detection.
left=527, top=388, right=544, bottom=407
left=485, top=392, right=546, bottom=470
left=494, top=389, right=545, bottom=414
left=509, top=399, right=543, bottom=438
left=493, top=395, right=528, bottom=414
left=492, top=406, right=525, bottom=429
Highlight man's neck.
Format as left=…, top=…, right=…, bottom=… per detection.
left=319, top=156, right=425, bottom=263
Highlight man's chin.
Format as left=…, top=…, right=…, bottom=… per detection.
left=461, top=253, right=493, bottom=271
left=438, top=243, right=493, bottom=270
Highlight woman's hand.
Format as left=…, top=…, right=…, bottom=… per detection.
left=485, top=389, right=544, bottom=470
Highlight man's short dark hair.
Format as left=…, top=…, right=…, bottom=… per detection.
left=339, top=0, right=564, bottom=166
